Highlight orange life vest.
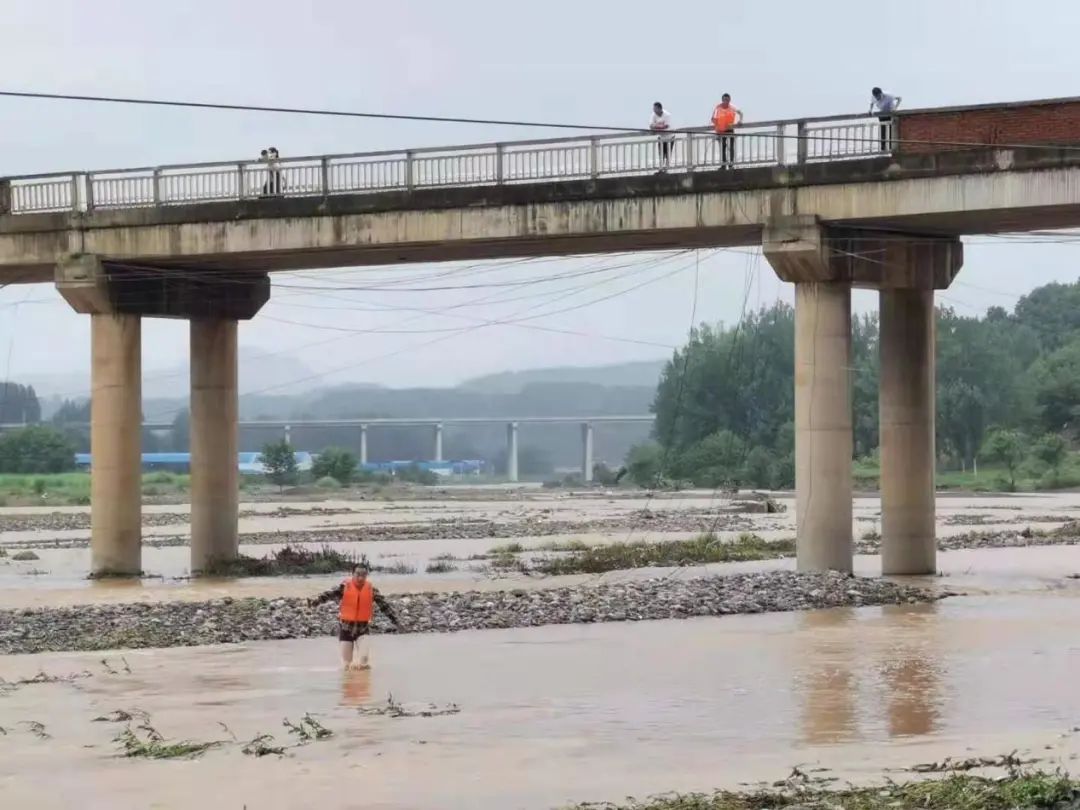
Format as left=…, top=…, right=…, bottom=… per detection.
left=339, top=579, right=374, bottom=623
left=712, top=104, right=738, bottom=133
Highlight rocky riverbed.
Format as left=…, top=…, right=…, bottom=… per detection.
left=0, top=511, right=764, bottom=549
left=0, top=571, right=937, bottom=655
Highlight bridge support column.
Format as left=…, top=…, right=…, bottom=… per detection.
left=57, top=254, right=270, bottom=578
left=581, top=422, right=594, bottom=482
left=190, top=320, right=239, bottom=572
left=89, top=313, right=143, bottom=575
left=359, top=424, right=369, bottom=466
left=829, top=229, right=962, bottom=575
left=793, top=282, right=854, bottom=572
left=868, top=237, right=962, bottom=574
left=433, top=423, right=444, bottom=463
left=765, top=218, right=853, bottom=572
left=506, top=422, right=519, bottom=482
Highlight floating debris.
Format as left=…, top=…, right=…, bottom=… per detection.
left=357, top=694, right=461, bottom=719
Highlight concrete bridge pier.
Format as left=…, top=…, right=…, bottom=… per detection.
left=57, top=255, right=269, bottom=576
left=89, top=313, right=143, bottom=575
left=766, top=220, right=962, bottom=575
left=433, top=423, right=444, bottom=463
left=765, top=219, right=854, bottom=573
left=359, top=424, right=369, bottom=466
left=506, top=422, right=519, bottom=482
left=581, top=422, right=594, bottom=482
left=869, top=236, right=962, bottom=574
left=189, top=320, right=239, bottom=572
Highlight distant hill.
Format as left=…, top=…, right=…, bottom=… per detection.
left=460, top=359, right=667, bottom=394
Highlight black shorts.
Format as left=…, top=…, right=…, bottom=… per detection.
left=338, top=621, right=371, bottom=642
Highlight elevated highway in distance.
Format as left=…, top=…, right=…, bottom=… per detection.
left=5, top=95, right=1080, bottom=577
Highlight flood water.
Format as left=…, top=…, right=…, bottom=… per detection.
left=2, top=492, right=1080, bottom=808
left=2, top=588, right=1080, bottom=810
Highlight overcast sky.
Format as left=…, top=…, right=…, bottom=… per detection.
left=2, top=0, right=1079, bottom=397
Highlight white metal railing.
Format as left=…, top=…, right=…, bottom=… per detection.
left=0, top=114, right=895, bottom=216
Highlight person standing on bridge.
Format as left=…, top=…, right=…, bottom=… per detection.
left=869, top=88, right=902, bottom=152
left=650, top=102, right=675, bottom=172
left=309, top=562, right=402, bottom=670
left=711, top=93, right=743, bottom=169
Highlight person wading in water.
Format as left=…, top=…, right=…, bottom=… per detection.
left=309, top=563, right=402, bottom=670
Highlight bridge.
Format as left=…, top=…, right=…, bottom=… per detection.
left=4, top=95, right=1080, bottom=577
left=2, top=415, right=655, bottom=483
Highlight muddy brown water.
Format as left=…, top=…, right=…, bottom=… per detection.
left=2, top=493, right=1080, bottom=809
left=2, top=587, right=1080, bottom=810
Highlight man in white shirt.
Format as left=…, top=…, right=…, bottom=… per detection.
left=870, top=87, right=902, bottom=152
left=650, top=102, right=675, bottom=172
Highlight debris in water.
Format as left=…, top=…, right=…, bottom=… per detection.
left=93, top=708, right=150, bottom=724
left=242, top=733, right=287, bottom=758
left=282, top=713, right=333, bottom=742
left=357, top=693, right=461, bottom=719
left=910, top=751, right=1033, bottom=773
left=113, top=724, right=222, bottom=760
left=20, top=721, right=49, bottom=739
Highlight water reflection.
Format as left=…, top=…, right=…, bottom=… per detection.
left=797, top=608, right=858, bottom=744
left=341, top=668, right=372, bottom=706
left=878, top=602, right=941, bottom=738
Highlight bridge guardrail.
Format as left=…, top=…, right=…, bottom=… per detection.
left=2, top=115, right=893, bottom=215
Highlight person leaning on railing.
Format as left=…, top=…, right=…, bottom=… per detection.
left=870, top=87, right=901, bottom=151
left=710, top=93, right=743, bottom=169
left=260, top=146, right=284, bottom=196
left=650, top=102, right=675, bottom=173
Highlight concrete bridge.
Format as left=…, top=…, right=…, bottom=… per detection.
left=4, top=95, right=1080, bottom=577
left=4, top=415, right=654, bottom=484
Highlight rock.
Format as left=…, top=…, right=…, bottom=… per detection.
left=12, top=551, right=39, bottom=561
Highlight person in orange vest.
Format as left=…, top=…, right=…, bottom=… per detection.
left=309, top=563, right=402, bottom=670
left=710, top=93, right=743, bottom=169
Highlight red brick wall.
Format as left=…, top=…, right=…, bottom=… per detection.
left=897, top=100, right=1080, bottom=154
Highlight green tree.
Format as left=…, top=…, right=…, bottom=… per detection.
left=312, top=447, right=358, bottom=485
left=0, top=425, right=76, bottom=473
left=980, top=428, right=1027, bottom=491
left=260, top=440, right=298, bottom=491
left=1028, top=337, right=1080, bottom=435
left=1030, top=433, right=1068, bottom=483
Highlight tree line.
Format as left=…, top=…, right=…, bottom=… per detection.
left=627, top=278, right=1080, bottom=490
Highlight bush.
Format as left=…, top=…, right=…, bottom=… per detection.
left=396, top=464, right=438, bottom=486
left=311, top=447, right=358, bottom=486
left=315, top=475, right=341, bottom=489
left=740, top=447, right=773, bottom=488
left=260, top=440, right=298, bottom=491
left=624, top=442, right=663, bottom=487
left=592, top=462, right=621, bottom=487
left=674, top=430, right=746, bottom=488
left=0, top=426, right=76, bottom=474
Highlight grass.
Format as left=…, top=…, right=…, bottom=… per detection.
left=490, top=542, right=525, bottom=554
left=425, top=559, right=458, bottom=574
left=0, top=472, right=190, bottom=505
left=532, top=532, right=795, bottom=576
left=200, top=545, right=365, bottom=577
left=853, top=455, right=1080, bottom=493
left=564, top=771, right=1080, bottom=809
left=113, top=725, right=222, bottom=759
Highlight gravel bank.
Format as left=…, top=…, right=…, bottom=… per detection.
left=0, top=571, right=938, bottom=655
left=1, top=512, right=764, bottom=550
